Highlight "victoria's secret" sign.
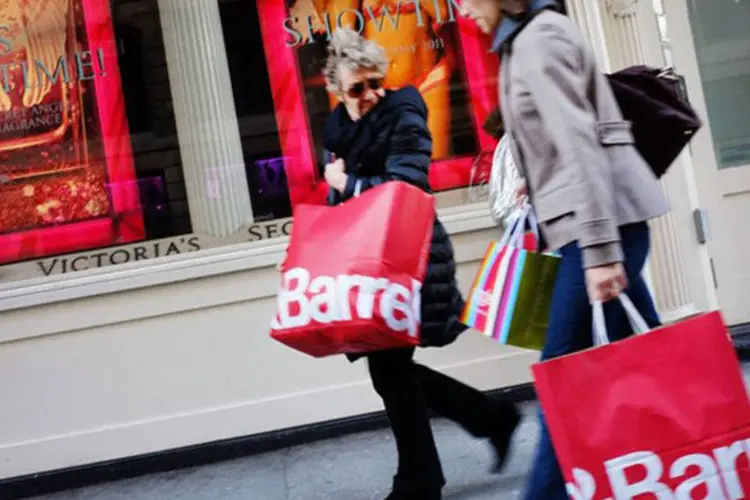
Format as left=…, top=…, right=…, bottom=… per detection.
left=0, top=217, right=296, bottom=281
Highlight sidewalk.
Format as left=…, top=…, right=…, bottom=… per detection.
left=30, top=364, right=750, bottom=500
left=29, top=402, right=539, bottom=500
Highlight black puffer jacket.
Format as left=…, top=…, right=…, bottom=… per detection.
left=323, top=86, right=467, bottom=350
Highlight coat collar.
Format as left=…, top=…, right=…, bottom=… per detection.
left=490, top=0, right=559, bottom=52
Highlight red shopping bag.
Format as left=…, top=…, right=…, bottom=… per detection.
left=533, top=297, right=750, bottom=499
left=270, top=181, right=435, bottom=357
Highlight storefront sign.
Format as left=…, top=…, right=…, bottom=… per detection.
left=248, top=218, right=294, bottom=241
left=0, top=217, right=295, bottom=280
left=36, top=237, right=202, bottom=276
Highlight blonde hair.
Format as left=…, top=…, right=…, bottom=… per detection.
left=323, top=28, right=389, bottom=94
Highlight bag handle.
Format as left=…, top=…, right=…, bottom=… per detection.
left=336, top=179, right=363, bottom=206
left=499, top=204, right=539, bottom=249
left=592, top=293, right=651, bottom=346
left=498, top=205, right=526, bottom=247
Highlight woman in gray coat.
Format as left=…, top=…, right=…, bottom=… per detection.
left=458, top=1, right=670, bottom=498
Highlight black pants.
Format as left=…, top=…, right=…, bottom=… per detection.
left=367, top=347, right=516, bottom=493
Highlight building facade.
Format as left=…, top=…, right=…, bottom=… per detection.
left=0, top=0, right=747, bottom=483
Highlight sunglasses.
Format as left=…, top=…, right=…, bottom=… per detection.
left=346, top=77, right=384, bottom=98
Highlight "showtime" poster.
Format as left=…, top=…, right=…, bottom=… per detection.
left=257, top=0, right=501, bottom=208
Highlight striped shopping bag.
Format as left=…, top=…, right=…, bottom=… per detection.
left=461, top=206, right=560, bottom=350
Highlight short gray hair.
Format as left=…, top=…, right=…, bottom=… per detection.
left=323, top=28, right=389, bottom=94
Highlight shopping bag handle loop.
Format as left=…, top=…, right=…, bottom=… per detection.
left=592, top=293, right=651, bottom=346
left=338, top=179, right=364, bottom=206
left=499, top=203, right=539, bottom=249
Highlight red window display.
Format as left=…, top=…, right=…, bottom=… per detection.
left=0, top=0, right=508, bottom=278
left=257, top=0, right=502, bottom=209
left=0, top=0, right=143, bottom=265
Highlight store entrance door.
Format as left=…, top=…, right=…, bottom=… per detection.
left=664, top=0, right=750, bottom=326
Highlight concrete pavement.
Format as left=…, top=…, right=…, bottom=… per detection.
left=30, top=404, right=539, bottom=500
left=29, top=364, right=750, bottom=500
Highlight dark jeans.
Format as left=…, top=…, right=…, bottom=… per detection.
left=523, top=222, right=661, bottom=500
left=367, top=347, right=517, bottom=494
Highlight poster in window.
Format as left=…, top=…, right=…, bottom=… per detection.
left=256, top=0, right=501, bottom=209
left=0, top=0, right=142, bottom=265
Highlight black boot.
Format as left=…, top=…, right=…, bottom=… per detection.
left=489, top=403, right=522, bottom=473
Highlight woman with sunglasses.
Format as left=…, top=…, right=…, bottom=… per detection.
left=318, top=28, right=522, bottom=500
left=288, top=0, right=457, bottom=159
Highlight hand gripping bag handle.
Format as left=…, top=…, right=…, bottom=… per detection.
left=337, top=179, right=363, bottom=205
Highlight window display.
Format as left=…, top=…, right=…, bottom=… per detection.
left=258, top=0, right=501, bottom=208
left=0, top=0, right=143, bottom=265
left=0, top=0, right=197, bottom=281
left=0, top=0, right=503, bottom=285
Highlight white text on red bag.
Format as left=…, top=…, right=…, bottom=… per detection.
left=271, top=267, right=422, bottom=337
left=566, top=437, right=750, bottom=500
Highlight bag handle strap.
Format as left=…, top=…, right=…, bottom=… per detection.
left=498, top=204, right=540, bottom=249
left=336, top=179, right=363, bottom=206
left=592, top=293, right=651, bottom=346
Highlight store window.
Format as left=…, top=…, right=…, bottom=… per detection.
left=0, top=0, right=501, bottom=285
left=219, top=0, right=290, bottom=231
left=253, top=0, right=500, bottom=208
left=0, top=0, right=197, bottom=283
